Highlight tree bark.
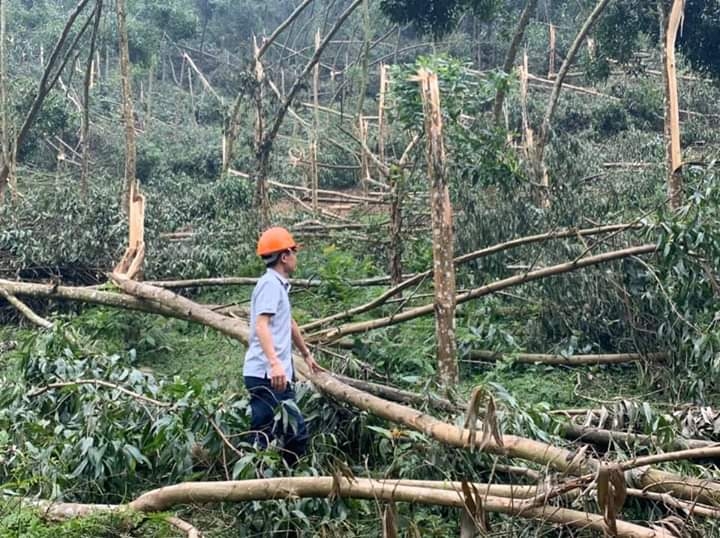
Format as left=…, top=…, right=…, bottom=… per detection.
left=24, top=478, right=661, bottom=536
left=115, top=0, right=136, bottom=211
left=466, top=350, right=667, bottom=366
left=660, top=0, right=685, bottom=209
left=418, top=69, right=457, bottom=387
left=255, top=0, right=365, bottom=223
left=80, top=0, right=102, bottom=196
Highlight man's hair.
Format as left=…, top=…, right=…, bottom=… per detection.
left=262, top=252, right=281, bottom=267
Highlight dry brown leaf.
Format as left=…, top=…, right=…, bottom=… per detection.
left=382, top=502, right=398, bottom=538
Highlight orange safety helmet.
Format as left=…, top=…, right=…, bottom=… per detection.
left=256, top=226, right=297, bottom=256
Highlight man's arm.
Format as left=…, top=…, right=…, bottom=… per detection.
left=292, top=318, right=324, bottom=373
left=256, top=314, right=288, bottom=390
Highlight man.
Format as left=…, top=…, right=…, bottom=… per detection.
left=244, top=226, right=323, bottom=467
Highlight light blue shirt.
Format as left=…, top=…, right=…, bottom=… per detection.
left=243, top=268, right=294, bottom=379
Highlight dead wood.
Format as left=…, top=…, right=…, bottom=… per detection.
left=0, top=288, right=53, bottom=328
left=0, top=278, right=181, bottom=318
left=0, top=0, right=94, bottom=196
left=140, top=275, right=394, bottom=289
left=127, top=478, right=662, bottom=536
left=80, top=0, right=102, bottom=195
left=256, top=0, right=365, bottom=225
left=306, top=244, right=658, bottom=343
left=465, top=350, right=667, bottom=366
left=116, top=0, right=137, bottom=212
left=660, top=0, right=685, bottom=209
left=108, top=277, right=720, bottom=505
left=627, top=488, right=720, bottom=519
left=301, top=223, right=642, bottom=332
left=560, top=423, right=713, bottom=451
left=20, top=478, right=664, bottom=536
left=4, top=276, right=716, bottom=509
left=418, top=68, right=457, bottom=387
left=332, top=373, right=460, bottom=414
left=165, top=516, right=203, bottom=538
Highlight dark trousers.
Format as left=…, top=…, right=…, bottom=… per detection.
left=244, top=376, right=308, bottom=467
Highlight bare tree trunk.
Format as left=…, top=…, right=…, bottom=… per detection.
left=80, top=0, right=102, bottom=197
left=116, top=0, right=136, bottom=209
left=389, top=169, right=403, bottom=285
left=492, top=0, right=538, bottom=125
left=252, top=38, right=270, bottom=229
left=377, top=64, right=388, bottom=164
left=358, top=115, right=369, bottom=198
left=418, top=69, right=458, bottom=388
left=548, top=23, right=556, bottom=78
left=114, top=0, right=144, bottom=278
left=660, top=0, right=685, bottom=209
left=26, top=478, right=660, bottom=536
left=307, top=244, right=657, bottom=342
left=355, top=0, right=370, bottom=117
left=534, top=0, right=612, bottom=183
left=311, top=31, right=320, bottom=217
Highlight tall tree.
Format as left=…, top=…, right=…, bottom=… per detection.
left=114, top=0, right=144, bottom=278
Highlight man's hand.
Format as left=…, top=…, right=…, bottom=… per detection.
left=303, top=352, right=325, bottom=374
left=269, top=361, right=287, bottom=391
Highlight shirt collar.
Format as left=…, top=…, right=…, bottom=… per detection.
left=267, top=268, right=291, bottom=291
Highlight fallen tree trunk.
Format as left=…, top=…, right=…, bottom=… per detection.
left=333, top=373, right=461, bottom=414
left=4, top=273, right=716, bottom=507
left=465, top=350, right=667, bottom=366
left=111, top=275, right=720, bottom=505
left=301, top=222, right=643, bottom=332
left=306, top=244, right=658, bottom=343
left=560, top=423, right=714, bottom=451
left=28, top=478, right=665, bottom=537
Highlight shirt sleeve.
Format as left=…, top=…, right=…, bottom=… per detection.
left=254, top=280, right=283, bottom=316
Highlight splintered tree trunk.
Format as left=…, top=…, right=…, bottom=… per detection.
left=114, top=0, right=144, bottom=278
left=418, top=70, right=458, bottom=388
left=660, top=0, right=684, bottom=209
left=378, top=64, right=388, bottom=165
left=548, top=23, right=556, bottom=78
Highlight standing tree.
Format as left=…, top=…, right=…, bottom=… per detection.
left=418, top=69, right=458, bottom=388
left=114, top=0, right=145, bottom=278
